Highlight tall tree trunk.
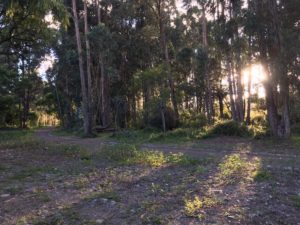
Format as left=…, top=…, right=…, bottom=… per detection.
left=246, top=34, right=252, bottom=125
left=96, top=1, right=110, bottom=127
left=246, top=65, right=252, bottom=124
left=226, top=58, right=237, bottom=121
left=72, top=0, right=91, bottom=135
left=83, top=0, right=93, bottom=131
left=231, top=0, right=244, bottom=122
left=201, top=3, right=213, bottom=124
left=157, top=0, right=179, bottom=124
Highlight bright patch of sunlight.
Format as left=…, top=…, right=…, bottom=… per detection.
left=243, top=64, right=267, bottom=99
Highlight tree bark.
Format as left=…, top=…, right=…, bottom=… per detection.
left=83, top=0, right=94, bottom=131
left=157, top=0, right=179, bottom=124
left=72, top=0, right=92, bottom=135
left=201, top=3, right=214, bottom=124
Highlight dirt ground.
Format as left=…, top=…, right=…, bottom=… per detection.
left=0, top=129, right=300, bottom=224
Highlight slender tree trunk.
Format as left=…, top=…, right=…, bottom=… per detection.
left=226, top=56, right=237, bottom=121
left=157, top=0, right=179, bottom=124
left=96, top=1, right=110, bottom=127
left=72, top=0, right=91, bottom=135
left=83, top=0, right=94, bottom=132
left=231, top=0, right=244, bottom=123
left=246, top=65, right=252, bottom=124
left=246, top=33, right=252, bottom=125
left=201, top=4, right=213, bottom=124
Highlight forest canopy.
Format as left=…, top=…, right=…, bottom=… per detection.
left=0, top=0, right=300, bottom=138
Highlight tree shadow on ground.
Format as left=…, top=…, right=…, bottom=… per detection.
left=1, top=137, right=300, bottom=224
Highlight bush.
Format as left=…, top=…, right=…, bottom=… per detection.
left=148, top=106, right=178, bottom=131
left=251, top=113, right=267, bottom=126
left=204, top=120, right=253, bottom=138
left=181, top=113, right=207, bottom=129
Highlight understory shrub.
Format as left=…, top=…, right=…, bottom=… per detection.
left=204, top=120, right=253, bottom=138
left=148, top=106, right=178, bottom=130
left=181, top=113, right=207, bottom=129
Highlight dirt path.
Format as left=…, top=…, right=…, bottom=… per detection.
left=35, top=128, right=299, bottom=160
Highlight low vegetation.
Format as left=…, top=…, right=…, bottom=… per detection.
left=101, top=143, right=199, bottom=167
left=1, top=129, right=300, bottom=224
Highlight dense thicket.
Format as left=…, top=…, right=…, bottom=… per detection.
left=0, top=0, right=299, bottom=138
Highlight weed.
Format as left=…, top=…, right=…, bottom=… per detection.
left=101, top=144, right=199, bottom=167
left=74, top=176, right=90, bottom=189
left=184, top=196, right=203, bottom=217
left=290, top=195, right=300, bottom=208
left=33, top=189, right=51, bottom=202
left=218, top=154, right=248, bottom=183
left=184, top=195, right=220, bottom=218
left=291, top=135, right=300, bottom=148
left=99, top=190, right=121, bottom=201
left=142, top=215, right=164, bottom=225
left=0, top=164, right=6, bottom=171
left=253, top=170, right=272, bottom=182
left=194, top=165, right=206, bottom=174
left=101, top=143, right=138, bottom=162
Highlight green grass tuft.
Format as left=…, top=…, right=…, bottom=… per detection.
left=218, top=154, right=248, bottom=183
left=101, top=144, right=199, bottom=167
left=253, top=170, right=272, bottom=182
left=290, top=195, right=300, bottom=208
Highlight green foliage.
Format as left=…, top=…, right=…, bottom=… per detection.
left=291, top=135, right=300, bottom=148
left=204, top=120, right=253, bottom=138
left=0, top=129, right=41, bottom=149
left=290, top=195, right=300, bottom=208
left=184, top=196, right=219, bottom=218
left=218, top=154, right=248, bottom=183
left=100, top=144, right=199, bottom=167
left=101, top=191, right=121, bottom=201
left=253, top=170, right=272, bottom=182
left=181, top=112, right=207, bottom=129
left=184, top=196, right=203, bottom=217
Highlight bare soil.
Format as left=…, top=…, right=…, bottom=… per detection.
left=0, top=129, right=300, bottom=224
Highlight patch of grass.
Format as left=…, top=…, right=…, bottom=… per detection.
left=253, top=170, right=272, bottom=182
left=33, top=189, right=51, bottom=202
left=148, top=128, right=204, bottom=144
left=184, top=196, right=203, bottom=217
left=291, top=135, right=300, bottom=148
left=194, top=165, right=206, bottom=174
left=218, top=154, right=248, bottom=183
left=109, top=128, right=206, bottom=145
left=101, top=144, right=199, bottom=167
left=74, top=176, right=90, bottom=189
left=97, top=190, right=121, bottom=201
left=10, top=166, right=61, bottom=181
left=0, top=129, right=41, bottom=149
left=184, top=196, right=220, bottom=218
left=48, top=145, right=92, bottom=161
left=5, top=186, right=23, bottom=195
left=0, top=164, right=6, bottom=171
left=11, top=167, right=46, bottom=180
left=142, top=215, right=164, bottom=225
left=290, top=195, right=300, bottom=208
left=34, top=208, right=82, bottom=225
